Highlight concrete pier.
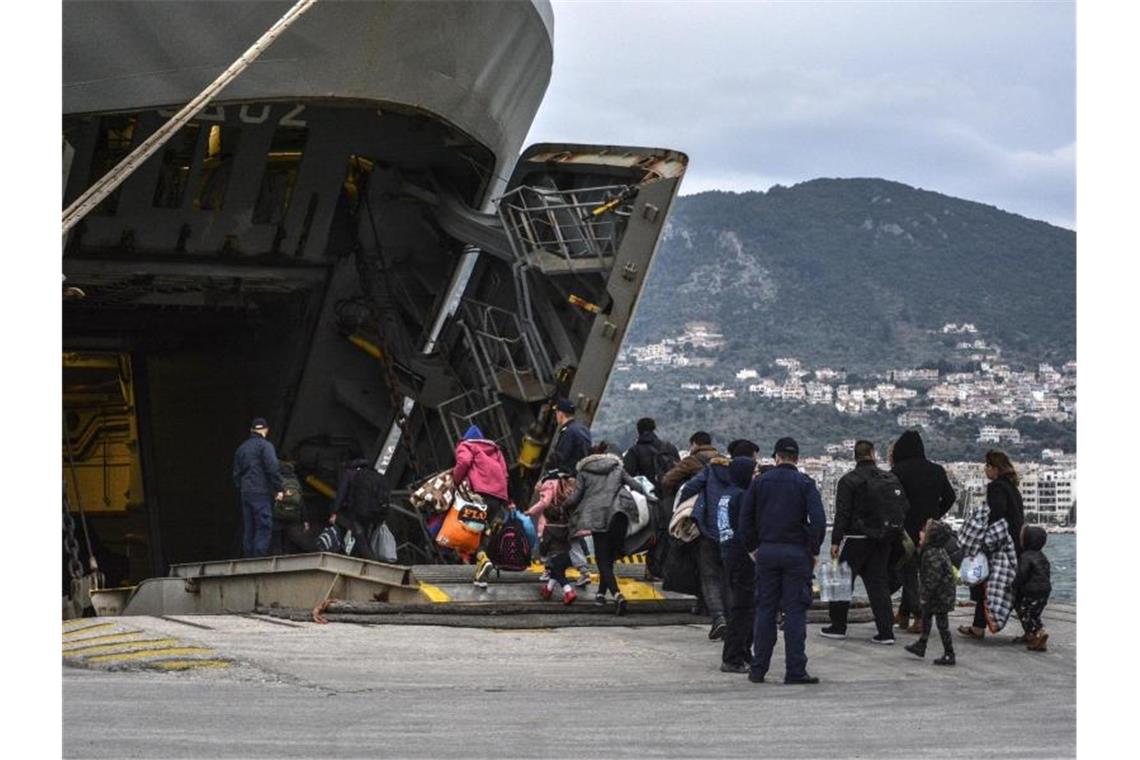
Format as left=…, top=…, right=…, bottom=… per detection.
left=63, top=602, right=1075, bottom=758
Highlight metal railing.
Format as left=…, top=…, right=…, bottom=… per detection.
left=457, top=299, right=554, bottom=403
left=496, top=184, right=635, bottom=272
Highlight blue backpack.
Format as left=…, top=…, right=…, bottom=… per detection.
left=716, top=493, right=734, bottom=547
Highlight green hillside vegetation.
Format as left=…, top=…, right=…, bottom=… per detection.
left=595, top=178, right=1076, bottom=458
left=630, top=178, right=1075, bottom=370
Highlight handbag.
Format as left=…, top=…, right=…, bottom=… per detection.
left=435, top=504, right=482, bottom=554
left=959, top=552, right=990, bottom=586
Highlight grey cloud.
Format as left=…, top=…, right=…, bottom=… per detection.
left=527, top=0, right=1075, bottom=228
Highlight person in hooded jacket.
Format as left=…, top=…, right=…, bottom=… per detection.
left=891, top=430, right=957, bottom=633
left=331, top=458, right=391, bottom=562
left=960, top=450, right=1026, bottom=639
left=903, top=519, right=958, bottom=665
left=451, top=425, right=511, bottom=588
left=677, top=452, right=745, bottom=641
left=716, top=458, right=765, bottom=673
left=1013, top=525, right=1052, bottom=652
left=624, top=417, right=680, bottom=580
left=563, top=442, right=649, bottom=614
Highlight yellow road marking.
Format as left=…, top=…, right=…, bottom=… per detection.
left=62, top=632, right=147, bottom=650
left=87, top=647, right=214, bottom=664
left=64, top=639, right=181, bottom=657
left=615, top=577, right=664, bottom=601
left=417, top=582, right=451, bottom=603
left=151, top=660, right=231, bottom=671
left=62, top=622, right=118, bottom=639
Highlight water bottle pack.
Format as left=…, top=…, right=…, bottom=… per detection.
left=818, top=560, right=853, bottom=603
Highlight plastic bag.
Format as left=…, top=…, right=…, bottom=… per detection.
left=515, top=511, right=539, bottom=552
left=369, top=523, right=398, bottom=563
left=818, top=560, right=853, bottom=603
left=959, top=553, right=990, bottom=586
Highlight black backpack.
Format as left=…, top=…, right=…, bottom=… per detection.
left=860, top=469, right=909, bottom=539
left=487, top=512, right=532, bottom=573
left=650, top=440, right=680, bottom=491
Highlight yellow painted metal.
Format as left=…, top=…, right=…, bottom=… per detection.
left=63, top=351, right=144, bottom=515
left=346, top=333, right=384, bottom=360
left=86, top=646, right=214, bottom=664
left=614, top=578, right=664, bottom=601
left=417, top=582, right=451, bottom=603
left=517, top=434, right=545, bottom=470
left=64, top=638, right=181, bottom=657
left=305, top=475, right=336, bottom=499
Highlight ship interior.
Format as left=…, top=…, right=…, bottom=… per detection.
left=63, top=100, right=684, bottom=581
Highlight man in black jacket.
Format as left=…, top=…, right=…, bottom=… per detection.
left=552, top=399, right=592, bottom=472
left=232, top=418, right=284, bottom=558
left=891, top=430, right=956, bottom=632
left=622, top=417, right=680, bottom=492
left=821, top=440, right=898, bottom=644
left=332, top=458, right=391, bottom=562
left=738, top=437, right=826, bottom=684
left=623, top=417, right=680, bottom=580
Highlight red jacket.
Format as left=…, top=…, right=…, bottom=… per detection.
left=452, top=439, right=509, bottom=501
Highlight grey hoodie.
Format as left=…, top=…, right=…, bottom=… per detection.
left=564, top=453, right=648, bottom=534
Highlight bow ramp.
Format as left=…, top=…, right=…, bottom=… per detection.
left=97, top=553, right=697, bottom=628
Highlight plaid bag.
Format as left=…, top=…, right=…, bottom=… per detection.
left=410, top=469, right=455, bottom=513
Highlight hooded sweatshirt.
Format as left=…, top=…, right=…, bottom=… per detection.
left=891, top=431, right=957, bottom=542
left=918, top=520, right=958, bottom=614
left=681, top=455, right=755, bottom=541
left=452, top=426, right=509, bottom=501
left=1013, top=526, right=1052, bottom=599
left=563, top=453, right=647, bottom=534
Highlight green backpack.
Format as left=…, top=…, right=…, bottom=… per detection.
left=274, top=465, right=305, bottom=522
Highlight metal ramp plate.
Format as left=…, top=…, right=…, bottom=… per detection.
left=121, top=553, right=423, bottom=616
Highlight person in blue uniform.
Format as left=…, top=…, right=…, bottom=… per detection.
left=737, top=437, right=826, bottom=684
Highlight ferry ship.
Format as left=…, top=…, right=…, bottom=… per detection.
left=63, top=0, right=687, bottom=585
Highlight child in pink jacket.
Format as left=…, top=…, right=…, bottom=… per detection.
left=527, top=470, right=578, bottom=604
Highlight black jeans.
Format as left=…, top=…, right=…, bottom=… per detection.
left=698, top=536, right=728, bottom=621
left=828, top=536, right=895, bottom=639
left=593, top=512, right=629, bottom=597
left=722, top=549, right=756, bottom=666
left=548, top=552, right=572, bottom=588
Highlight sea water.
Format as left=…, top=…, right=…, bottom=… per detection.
left=821, top=530, right=1076, bottom=604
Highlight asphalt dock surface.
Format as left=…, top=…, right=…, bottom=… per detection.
left=63, top=602, right=1075, bottom=758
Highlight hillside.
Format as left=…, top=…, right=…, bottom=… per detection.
left=593, top=178, right=1076, bottom=458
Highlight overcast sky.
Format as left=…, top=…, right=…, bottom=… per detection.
left=526, top=1, right=1075, bottom=229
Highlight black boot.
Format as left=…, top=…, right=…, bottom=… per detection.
left=904, top=639, right=927, bottom=658
left=934, top=630, right=956, bottom=666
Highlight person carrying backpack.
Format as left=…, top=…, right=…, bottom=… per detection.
left=270, top=461, right=309, bottom=555
left=331, top=458, right=391, bottom=562
left=623, top=417, right=680, bottom=579
left=820, top=440, right=907, bottom=645
left=715, top=457, right=763, bottom=672
left=527, top=469, right=579, bottom=605
left=564, top=442, right=650, bottom=614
